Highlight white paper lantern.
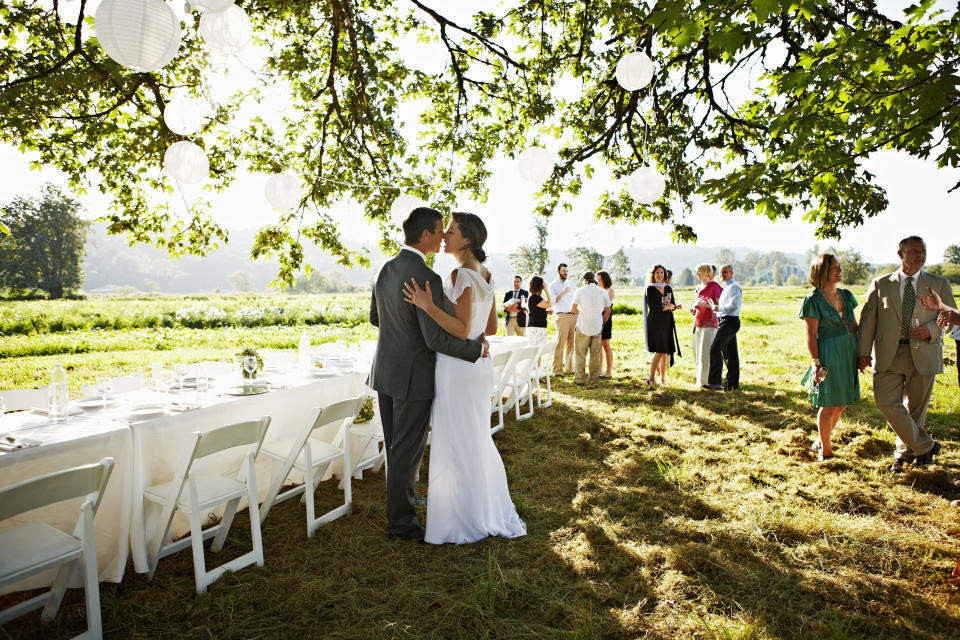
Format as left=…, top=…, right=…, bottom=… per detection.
left=390, top=193, right=429, bottom=227
left=163, top=141, right=209, bottom=183
left=163, top=95, right=209, bottom=135
left=628, top=166, right=667, bottom=205
left=95, top=0, right=182, bottom=73
left=591, top=226, right=623, bottom=257
left=199, top=4, right=252, bottom=55
left=264, top=172, right=301, bottom=210
left=517, top=147, right=554, bottom=184
left=187, top=0, right=235, bottom=13
left=615, top=51, right=654, bottom=91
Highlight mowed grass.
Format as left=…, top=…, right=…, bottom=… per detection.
left=2, top=286, right=959, bottom=639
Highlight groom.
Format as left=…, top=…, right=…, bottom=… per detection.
left=368, top=207, right=487, bottom=541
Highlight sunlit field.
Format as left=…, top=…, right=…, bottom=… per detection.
left=2, top=287, right=959, bottom=639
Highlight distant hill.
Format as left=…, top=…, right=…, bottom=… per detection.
left=81, top=223, right=805, bottom=294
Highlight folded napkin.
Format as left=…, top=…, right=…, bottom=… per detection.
left=0, top=434, right=41, bottom=452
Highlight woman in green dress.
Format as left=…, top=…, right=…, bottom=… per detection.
left=800, top=254, right=861, bottom=461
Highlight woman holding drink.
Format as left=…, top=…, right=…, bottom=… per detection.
left=800, top=254, right=861, bottom=461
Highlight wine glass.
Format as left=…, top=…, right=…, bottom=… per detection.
left=242, top=355, right=259, bottom=380
left=95, top=377, right=113, bottom=408
left=911, top=318, right=921, bottom=349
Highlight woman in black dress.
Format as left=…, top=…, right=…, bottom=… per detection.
left=645, top=264, right=677, bottom=387
left=597, top=271, right=615, bottom=379
left=525, top=276, right=551, bottom=345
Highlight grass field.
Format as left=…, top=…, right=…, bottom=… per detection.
left=2, top=287, right=959, bottom=639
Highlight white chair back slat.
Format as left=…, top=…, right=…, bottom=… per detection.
left=1, top=387, right=48, bottom=412
left=193, top=418, right=269, bottom=459
left=0, top=458, right=115, bottom=521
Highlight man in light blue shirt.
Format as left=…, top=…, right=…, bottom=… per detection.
left=706, top=264, right=743, bottom=390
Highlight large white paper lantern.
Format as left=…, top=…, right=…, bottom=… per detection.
left=163, top=141, right=209, bottom=183
left=163, top=95, right=209, bottom=135
left=265, top=172, right=301, bottom=210
left=187, top=0, right=235, bottom=13
left=517, top=147, right=554, bottom=184
left=591, top=226, right=623, bottom=257
left=628, top=166, right=666, bottom=205
left=199, top=4, right=252, bottom=55
left=390, top=193, right=429, bottom=227
left=95, top=0, right=182, bottom=73
left=615, top=51, right=654, bottom=91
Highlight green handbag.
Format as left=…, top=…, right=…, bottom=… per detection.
left=800, top=365, right=820, bottom=405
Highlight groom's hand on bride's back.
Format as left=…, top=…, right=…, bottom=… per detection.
left=480, top=335, right=490, bottom=358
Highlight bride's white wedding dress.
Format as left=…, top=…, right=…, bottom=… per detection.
left=425, top=267, right=527, bottom=545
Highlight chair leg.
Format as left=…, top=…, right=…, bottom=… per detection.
left=246, top=475, right=265, bottom=568
left=80, top=504, right=102, bottom=639
left=211, top=497, right=240, bottom=553
left=40, top=554, right=75, bottom=622
left=304, top=460, right=316, bottom=538
left=187, top=505, right=209, bottom=594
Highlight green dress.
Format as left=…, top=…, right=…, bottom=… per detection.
left=799, top=288, right=860, bottom=407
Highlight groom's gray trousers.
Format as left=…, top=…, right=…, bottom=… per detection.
left=378, top=394, right=432, bottom=537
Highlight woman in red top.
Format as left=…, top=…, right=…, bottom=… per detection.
left=691, top=264, right=722, bottom=387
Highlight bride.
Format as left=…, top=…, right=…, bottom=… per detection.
left=402, top=211, right=527, bottom=545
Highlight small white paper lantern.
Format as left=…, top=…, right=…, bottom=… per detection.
left=95, top=0, right=182, bottom=73
left=628, top=166, right=667, bottom=205
left=187, top=0, right=235, bottom=13
left=517, top=147, right=554, bottom=184
left=163, top=95, right=209, bottom=135
left=264, top=172, right=301, bottom=210
left=615, top=51, right=654, bottom=91
left=163, top=141, right=209, bottom=183
left=591, top=226, right=623, bottom=257
left=199, top=4, right=252, bottom=55
left=390, top=194, right=429, bottom=227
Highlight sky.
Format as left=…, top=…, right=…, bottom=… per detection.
left=1, top=0, right=956, bottom=266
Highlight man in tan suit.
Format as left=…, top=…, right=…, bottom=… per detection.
left=858, top=236, right=957, bottom=472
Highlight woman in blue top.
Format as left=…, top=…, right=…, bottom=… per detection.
left=800, top=254, right=860, bottom=461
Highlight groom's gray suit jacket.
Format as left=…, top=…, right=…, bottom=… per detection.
left=369, top=249, right=482, bottom=399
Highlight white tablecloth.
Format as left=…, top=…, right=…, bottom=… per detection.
left=0, top=366, right=368, bottom=593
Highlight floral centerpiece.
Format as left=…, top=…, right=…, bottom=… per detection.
left=236, top=346, right=264, bottom=379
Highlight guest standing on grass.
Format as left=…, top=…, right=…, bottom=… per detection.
left=692, top=264, right=722, bottom=388
left=800, top=254, right=860, bottom=461
left=858, top=236, right=956, bottom=472
left=549, top=263, right=575, bottom=375
left=705, top=265, right=742, bottom=391
left=644, top=264, right=677, bottom=387
left=502, top=275, right=528, bottom=337
left=525, top=276, right=552, bottom=346
left=571, top=271, right=611, bottom=386
left=597, top=270, right=616, bottom=379
left=916, top=287, right=960, bottom=387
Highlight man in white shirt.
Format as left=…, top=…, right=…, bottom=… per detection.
left=548, top=263, right=576, bottom=374
left=706, top=264, right=743, bottom=391
left=571, top=271, right=611, bottom=385
left=858, top=235, right=956, bottom=472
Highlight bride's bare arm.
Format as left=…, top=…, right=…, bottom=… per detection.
left=485, top=299, right=498, bottom=336
left=403, top=272, right=472, bottom=339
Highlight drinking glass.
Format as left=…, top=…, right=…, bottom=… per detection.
left=243, top=355, right=259, bottom=379
left=912, top=318, right=921, bottom=349
left=151, top=362, right=164, bottom=392
left=95, top=377, right=113, bottom=408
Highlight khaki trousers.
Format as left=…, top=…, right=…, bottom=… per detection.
left=873, top=344, right=937, bottom=459
left=553, top=313, right=576, bottom=374
left=506, top=316, right=526, bottom=336
left=574, top=328, right=601, bottom=384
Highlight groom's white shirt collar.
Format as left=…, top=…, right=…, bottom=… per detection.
left=402, top=245, right=427, bottom=262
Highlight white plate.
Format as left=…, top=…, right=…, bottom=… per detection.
left=308, top=369, right=339, bottom=378
left=77, top=398, right=118, bottom=409
left=127, top=403, right=172, bottom=420
left=30, top=406, right=83, bottom=416
left=224, top=385, right=270, bottom=396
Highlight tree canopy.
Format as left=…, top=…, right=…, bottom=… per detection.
left=2, top=1, right=958, bottom=284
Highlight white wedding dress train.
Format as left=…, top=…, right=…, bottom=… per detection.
left=425, top=268, right=527, bottom=545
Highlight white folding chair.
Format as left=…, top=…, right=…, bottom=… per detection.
left=346, top=389, right=385, bottom=480
left=144, top=416, right=271, bottom=594
left=532, top=340, right=557, bottom=408
left=490, top=350, right=518, bottom=434
left=1, top=387, right=48, bottom=412
left=509, top=345, right=540, bottom=421
left=0, top=458, right=115, bottom=640
left=259, top=395, right=366, bottom=538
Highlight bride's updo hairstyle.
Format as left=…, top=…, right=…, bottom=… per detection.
left=451, top=211, right=487, bottom=263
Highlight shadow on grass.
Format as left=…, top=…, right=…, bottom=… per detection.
left=3, top=387, right=958, bottom=639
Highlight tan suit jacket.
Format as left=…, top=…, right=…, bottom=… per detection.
left=857, top=270, right=956, bottom=375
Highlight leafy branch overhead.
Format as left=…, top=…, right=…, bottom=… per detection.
left=2, top=0, right=958, bottom=283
